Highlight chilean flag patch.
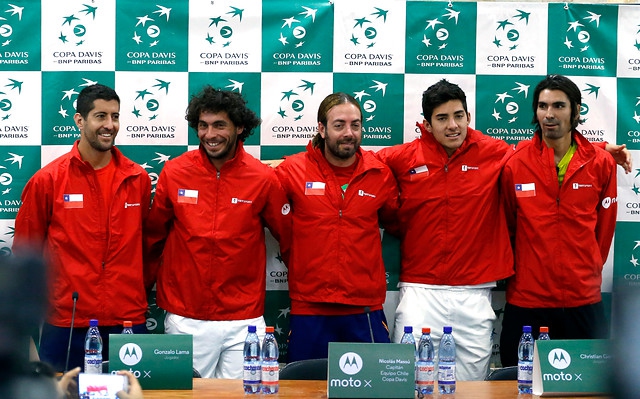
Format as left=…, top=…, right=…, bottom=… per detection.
left=515, top=183, right=536, bottom=198
left=305, top=182, right=325, bottom=196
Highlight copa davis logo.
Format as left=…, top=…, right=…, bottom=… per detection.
left=576, top=81, right=605, bottom=142
left=0, top=3, right=28, bottom=65
left=626, top=168, right=640, bottom=218
left=0, top=151, right=22, bottom=206
left=199, top=5, right=248, bottom=67
left=331, top=352, right=371, bottom=388
left=0, top=77, right=27, bottom=135
left=486, top=8, right=535, bottom=69
left=53, top=3, right=102, bottom=65
left=557, top=9, right=605, bottom=72
left=127, top=4, right=175, bottom=66
left=272, top=5, right=320, bottom=67
left=625, top=22, right=640, bottom=73
left=484, top=80, right=534, bottom=142
left=0, top=224, right=13, bottom=257
left=271, top=78, right=316, bottom=141
left=343, top=7, right=392, bottom=67
left=353, top=79, right=392, bottom=139
left=623, top=236, right=640, bottom=284
left=52, top=77, right=98, bottom=140
left=138, top=151, right=171, bottom=195
left=416, top=5, right=464, bottom=68
left=628, top=97, right=640, bottom=144
left=125, top=78, right=175, bottom=138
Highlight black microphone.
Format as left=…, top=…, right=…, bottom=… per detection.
left=364, top=306, right=375, bottom=343
left=65, top=291, right=79, bottom=372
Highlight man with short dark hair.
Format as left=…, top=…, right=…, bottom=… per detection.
left=377, top=79, right=514, bottom=380
left=144, top=85, right=291, bottom=378
left=499, top=74, right=617, bottom=366
left=14, top=84, right=151, bottom=372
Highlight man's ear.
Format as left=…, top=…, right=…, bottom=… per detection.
left=318, top=122, right=326, bottom=138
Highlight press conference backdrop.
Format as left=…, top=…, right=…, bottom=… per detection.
left=1, top=0, right=639, bottom=363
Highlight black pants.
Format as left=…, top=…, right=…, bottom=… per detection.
left=499, top=302, right=608, bottom=367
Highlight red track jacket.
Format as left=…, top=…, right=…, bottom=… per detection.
left=275, top=143, right=398, bottom=314
left=144, top=142, right=291, bottom=321
left=501, top=130, right=617, bottom=308
left=376, top=124, right=515, bottom=286
left=14, top=142, right=151, bottom=327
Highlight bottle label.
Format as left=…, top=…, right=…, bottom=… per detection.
left=261, top=363, right=279, bottom=384
left=438, top=364, right=456, bottom=384
left=84, top=355, right=102, bottom=374
left=243, top=363, right=261, bottom=384
left=517, top=360, right=533, bottom=384
left=416, top=363, right=434, bottom=385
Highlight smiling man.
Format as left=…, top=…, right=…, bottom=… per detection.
left=499, top=74, right=617, bottom=366
left=275, top=92, right=399, bottom=362
left=376, top=79, right=516, bottom=381
left=13, top=84, right=151, bottom=372
left=144, top=86, right=291, bottom=379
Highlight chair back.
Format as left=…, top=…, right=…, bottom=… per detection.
left=280, top=358, right=328, bottom=380
left=485, top=366, right=518, bottom=381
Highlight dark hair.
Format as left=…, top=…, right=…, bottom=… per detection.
left=75, top=84, right=120, bottom=119
left=312, top=92, right=362, bottom=148
left=421, top=79, right=468, bottom=124
left=185, top=85, right=260, bottom=142
left=532, top=74, right=582, bottom=130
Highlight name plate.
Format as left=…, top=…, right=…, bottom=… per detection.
left=108, top=334, right=193, bottom=390
left=533, top=339, right=611, bottom=396
left=327, top=342, right=415, bottom=398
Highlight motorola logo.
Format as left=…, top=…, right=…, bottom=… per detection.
left=548, top=348, right=571, bottom=370
left=339, top=352, right=363, bottom=375
left=119, top=343, right=143, bottom=366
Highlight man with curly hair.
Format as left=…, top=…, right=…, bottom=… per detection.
left=144, top=85, right=291, bottom=378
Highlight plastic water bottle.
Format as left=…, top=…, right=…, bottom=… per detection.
left=84, top=319, right=103, bottom=374
left=438, top=326, right=456, bottom=394
left=122, top=321, right=134, bottom=334
left=243, top=325, right=261, bottom=394
left=538, top=326, right=550, bottom=340
left=400, top=326, right=417, bottom=392
left=517, top=325, right=534, bottom=394
left=400, top=326, right=416, bottom=347
left=416, top=327, right=435, bottom=397
left=261, top=326, right=279, bottom=394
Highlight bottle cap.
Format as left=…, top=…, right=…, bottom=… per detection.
left=265, top=326, right=274, bottom=333
left=404, top=326, right=413, bottom=333
left=523, top=325, right=532, bottom=333
left=123, top=321, right=132, bottom=328
left=422, top=327, right=430, bottom=334
left=248, top=325, right=256, bottom=333
left=540, top=326, right=549, bottom=333
left=89, top=319, right=98, bottom=327
left=443, top=326, right=452, bottom=333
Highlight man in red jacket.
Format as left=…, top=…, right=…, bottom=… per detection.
left=377, top=79, right=629, bottom=380
left=500, top=74, right=617, bottom=366
left=13, top=84, right=151, bottom=372
left=144, top=86, right=291, bottom=378
left=376, top=80, right=514, bottom=381
left=275, top=92, right=399, bottom=362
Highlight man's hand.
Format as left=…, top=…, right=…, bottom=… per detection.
left=116, top=370, right=145, bottom=399
left=605, top=143, right=633, bottom=174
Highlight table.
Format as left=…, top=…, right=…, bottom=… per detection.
left=141, top=379, right=612, bottom=398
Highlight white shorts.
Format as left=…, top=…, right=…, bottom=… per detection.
left=164, top=313, right=266, bottom=379
left=391, top=285, right=496, bottom=381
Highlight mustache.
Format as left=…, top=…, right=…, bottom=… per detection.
left=338, top=137, right=357, bottom=144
